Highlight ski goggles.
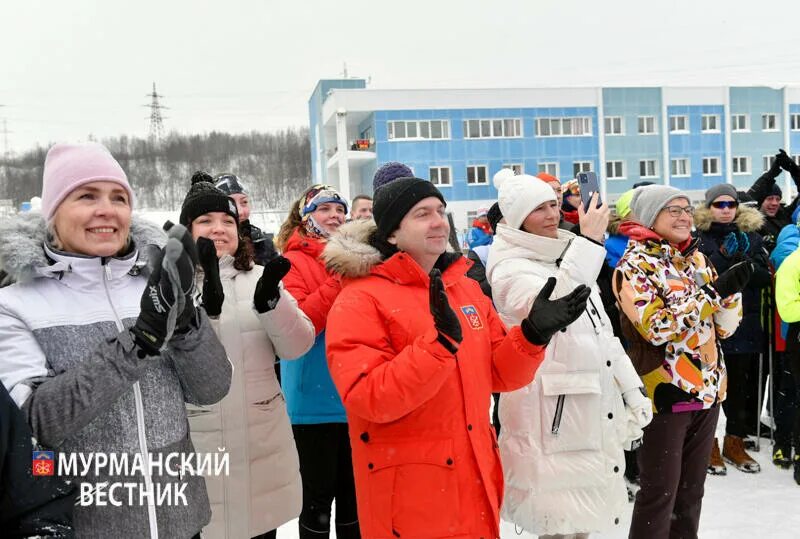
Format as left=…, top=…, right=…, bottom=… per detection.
left=710, top=200, right=738, bottom=210
left=215, top=174, right=247, bottom=195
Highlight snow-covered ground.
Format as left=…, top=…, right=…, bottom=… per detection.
left=275, top=446, right=800, bottom=538
left=276, top=419, right=800, bottom=538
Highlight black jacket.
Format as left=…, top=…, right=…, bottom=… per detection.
left=747, top=169, right=800, bottom=252
left=466, top=248, right=492, bottom=300
left=244, top=222, right=278, bottom=266
left=694, top=206, right=771, bottom=354
left=0, top=383, right=75, bottom=538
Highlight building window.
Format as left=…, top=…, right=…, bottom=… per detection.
left=606, top=160, right=625, bottom=180
left=503, top=163, right=524, bottom=174
left=537, top=162, right=559, bottom=177
left=466, top=165, right=488, bottom=185
left=535, top=117, right=592, bottom=137
left=429, top=166, right=452, bottom=186
left=762, top=114, right=778, bottom=131
left=669, top=115, right=689, bottom=133
left=732, top=156, right=750, bottom=175
left=703, top=157, right=721, bottom=176
left=791, top=114, right=800, bottom=131
left=731, top=114, right=750, bottom=132
left=637, top=116, right=657, bottom=135
left=463, top=118, right=522, bottom=139
left=639, top=159, right=658, bottom=178
left=701, top=114, right=720, bottom=132
left=670, top=158, right=690, bottom=177
left=604, top=116, right=623, bottom=135
left=573, top=161, right=592, bottom=177
left=388, top=120, right=450, bottom=140
left=763, top=155, right=777, bottom=172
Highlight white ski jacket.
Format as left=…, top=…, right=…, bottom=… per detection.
left=190, top=256, right=314, bottom=538
left=486, top=224, right=647, bottom=535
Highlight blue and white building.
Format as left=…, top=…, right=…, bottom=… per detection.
left=309, top=79, right=800, bottom=230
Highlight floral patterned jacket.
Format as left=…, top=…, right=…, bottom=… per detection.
left=612, top=222, right=742, bottom=414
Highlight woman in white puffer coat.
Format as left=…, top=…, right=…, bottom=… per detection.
left=486, top=170, right=652, bottom=538
left=180, top=173, right=315, bottom=539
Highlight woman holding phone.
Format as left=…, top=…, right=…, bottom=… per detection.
left=487, top=170, right=650, bottom=538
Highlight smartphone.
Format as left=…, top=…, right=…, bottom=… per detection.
left=577, top=171, right=602, bottom=211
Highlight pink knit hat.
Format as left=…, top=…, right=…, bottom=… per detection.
left=41, top=142, right=134, bottom=220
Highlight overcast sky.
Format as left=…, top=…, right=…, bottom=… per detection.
left=2, top=0, right=800, bottom=153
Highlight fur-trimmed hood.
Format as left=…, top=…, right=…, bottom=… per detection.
left=322, top=219, right=384, bottom=279
left=693, top=204, right=764, bottom=233
left=322, top=219, right=461, bottom=280
left=0, top=212, right=165, bottom=285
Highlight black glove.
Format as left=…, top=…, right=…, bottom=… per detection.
left=253, top=256, right=291, bottom=313
left=520, top=277, right=592, bottom=345
left=429, top=269, right=463, bottom=354
left=768, top=153, right=783, bottom=178
left=130, top=225, right=198, bottom=356
left=196, top=237, right=224, bottom=317
left=708, top=260, right=753, bottom=299
left=777, top=149, right=796, bottom=172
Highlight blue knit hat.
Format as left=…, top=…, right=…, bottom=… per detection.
left=373, top=161, right=413, bottom=191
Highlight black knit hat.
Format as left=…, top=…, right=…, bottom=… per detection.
left=487, top=202, right=503, bottom=233
left=180, top=171, right=239, bottom=226
left=373, top=177, right=446, bottom=243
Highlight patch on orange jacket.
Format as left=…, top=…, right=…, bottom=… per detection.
left=460, top=305, right=484, bottom=329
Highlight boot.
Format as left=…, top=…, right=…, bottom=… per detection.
left=773, top=444, right=793, bottom=469
left=723, top=434, right=761, bottom=473
left=794, top=455, right=800, bottom=485
left=707, top=437, right=727, bottom=475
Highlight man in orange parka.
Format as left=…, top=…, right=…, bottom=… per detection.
left=323, top=177, right=591, bottom=539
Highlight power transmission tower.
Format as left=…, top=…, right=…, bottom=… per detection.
left=143, top=82, right=168, bottom=143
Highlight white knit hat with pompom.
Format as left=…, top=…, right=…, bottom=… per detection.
left=493, top=168, right=556, bottom=229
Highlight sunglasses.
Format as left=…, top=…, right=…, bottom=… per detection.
left=710, top=201, right=738, bottom=210
left=663, top=205, right=695, bottom=217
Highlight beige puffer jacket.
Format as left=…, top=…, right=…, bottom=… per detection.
left=189, top=256, right=315, bottom=538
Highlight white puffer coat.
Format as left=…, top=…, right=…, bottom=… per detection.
left=486, top=224, right=646, bottom=535
left=189, top=256, right=315, bottom=538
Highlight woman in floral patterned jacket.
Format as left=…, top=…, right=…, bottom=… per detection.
left=612, top=185, right=750, bottom=539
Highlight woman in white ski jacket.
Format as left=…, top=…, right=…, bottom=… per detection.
left=0, top=143, right=232, bottom=539
left=486, top=170, right=652, bottom=537
left=180, top=173, right=315, bottom=539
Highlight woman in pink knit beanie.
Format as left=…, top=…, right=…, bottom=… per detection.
left=0, top=142, right=232, bottom=538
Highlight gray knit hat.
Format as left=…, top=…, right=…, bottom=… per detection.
left=630, top=185, right=690, bottom=228
left=704, top=183, right=739, bottom=207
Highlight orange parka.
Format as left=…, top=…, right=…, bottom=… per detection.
left=323, top=220, right=546, bottom=539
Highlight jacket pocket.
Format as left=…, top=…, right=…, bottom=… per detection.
left=186, top=403, right=220, bottom=433
left=365, top=438, right=463, bottom=538
left=538, top=371, right=602, bottom=454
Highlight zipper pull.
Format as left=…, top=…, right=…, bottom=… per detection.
left=102, top=258, right=112, bottom=281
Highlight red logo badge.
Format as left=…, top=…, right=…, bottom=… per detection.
left=32, top=451, right=55, bottom=476
left=460, top=305, right=483, bottom=330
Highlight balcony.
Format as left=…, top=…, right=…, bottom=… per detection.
left=326, top=138, right=376, bottom=169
